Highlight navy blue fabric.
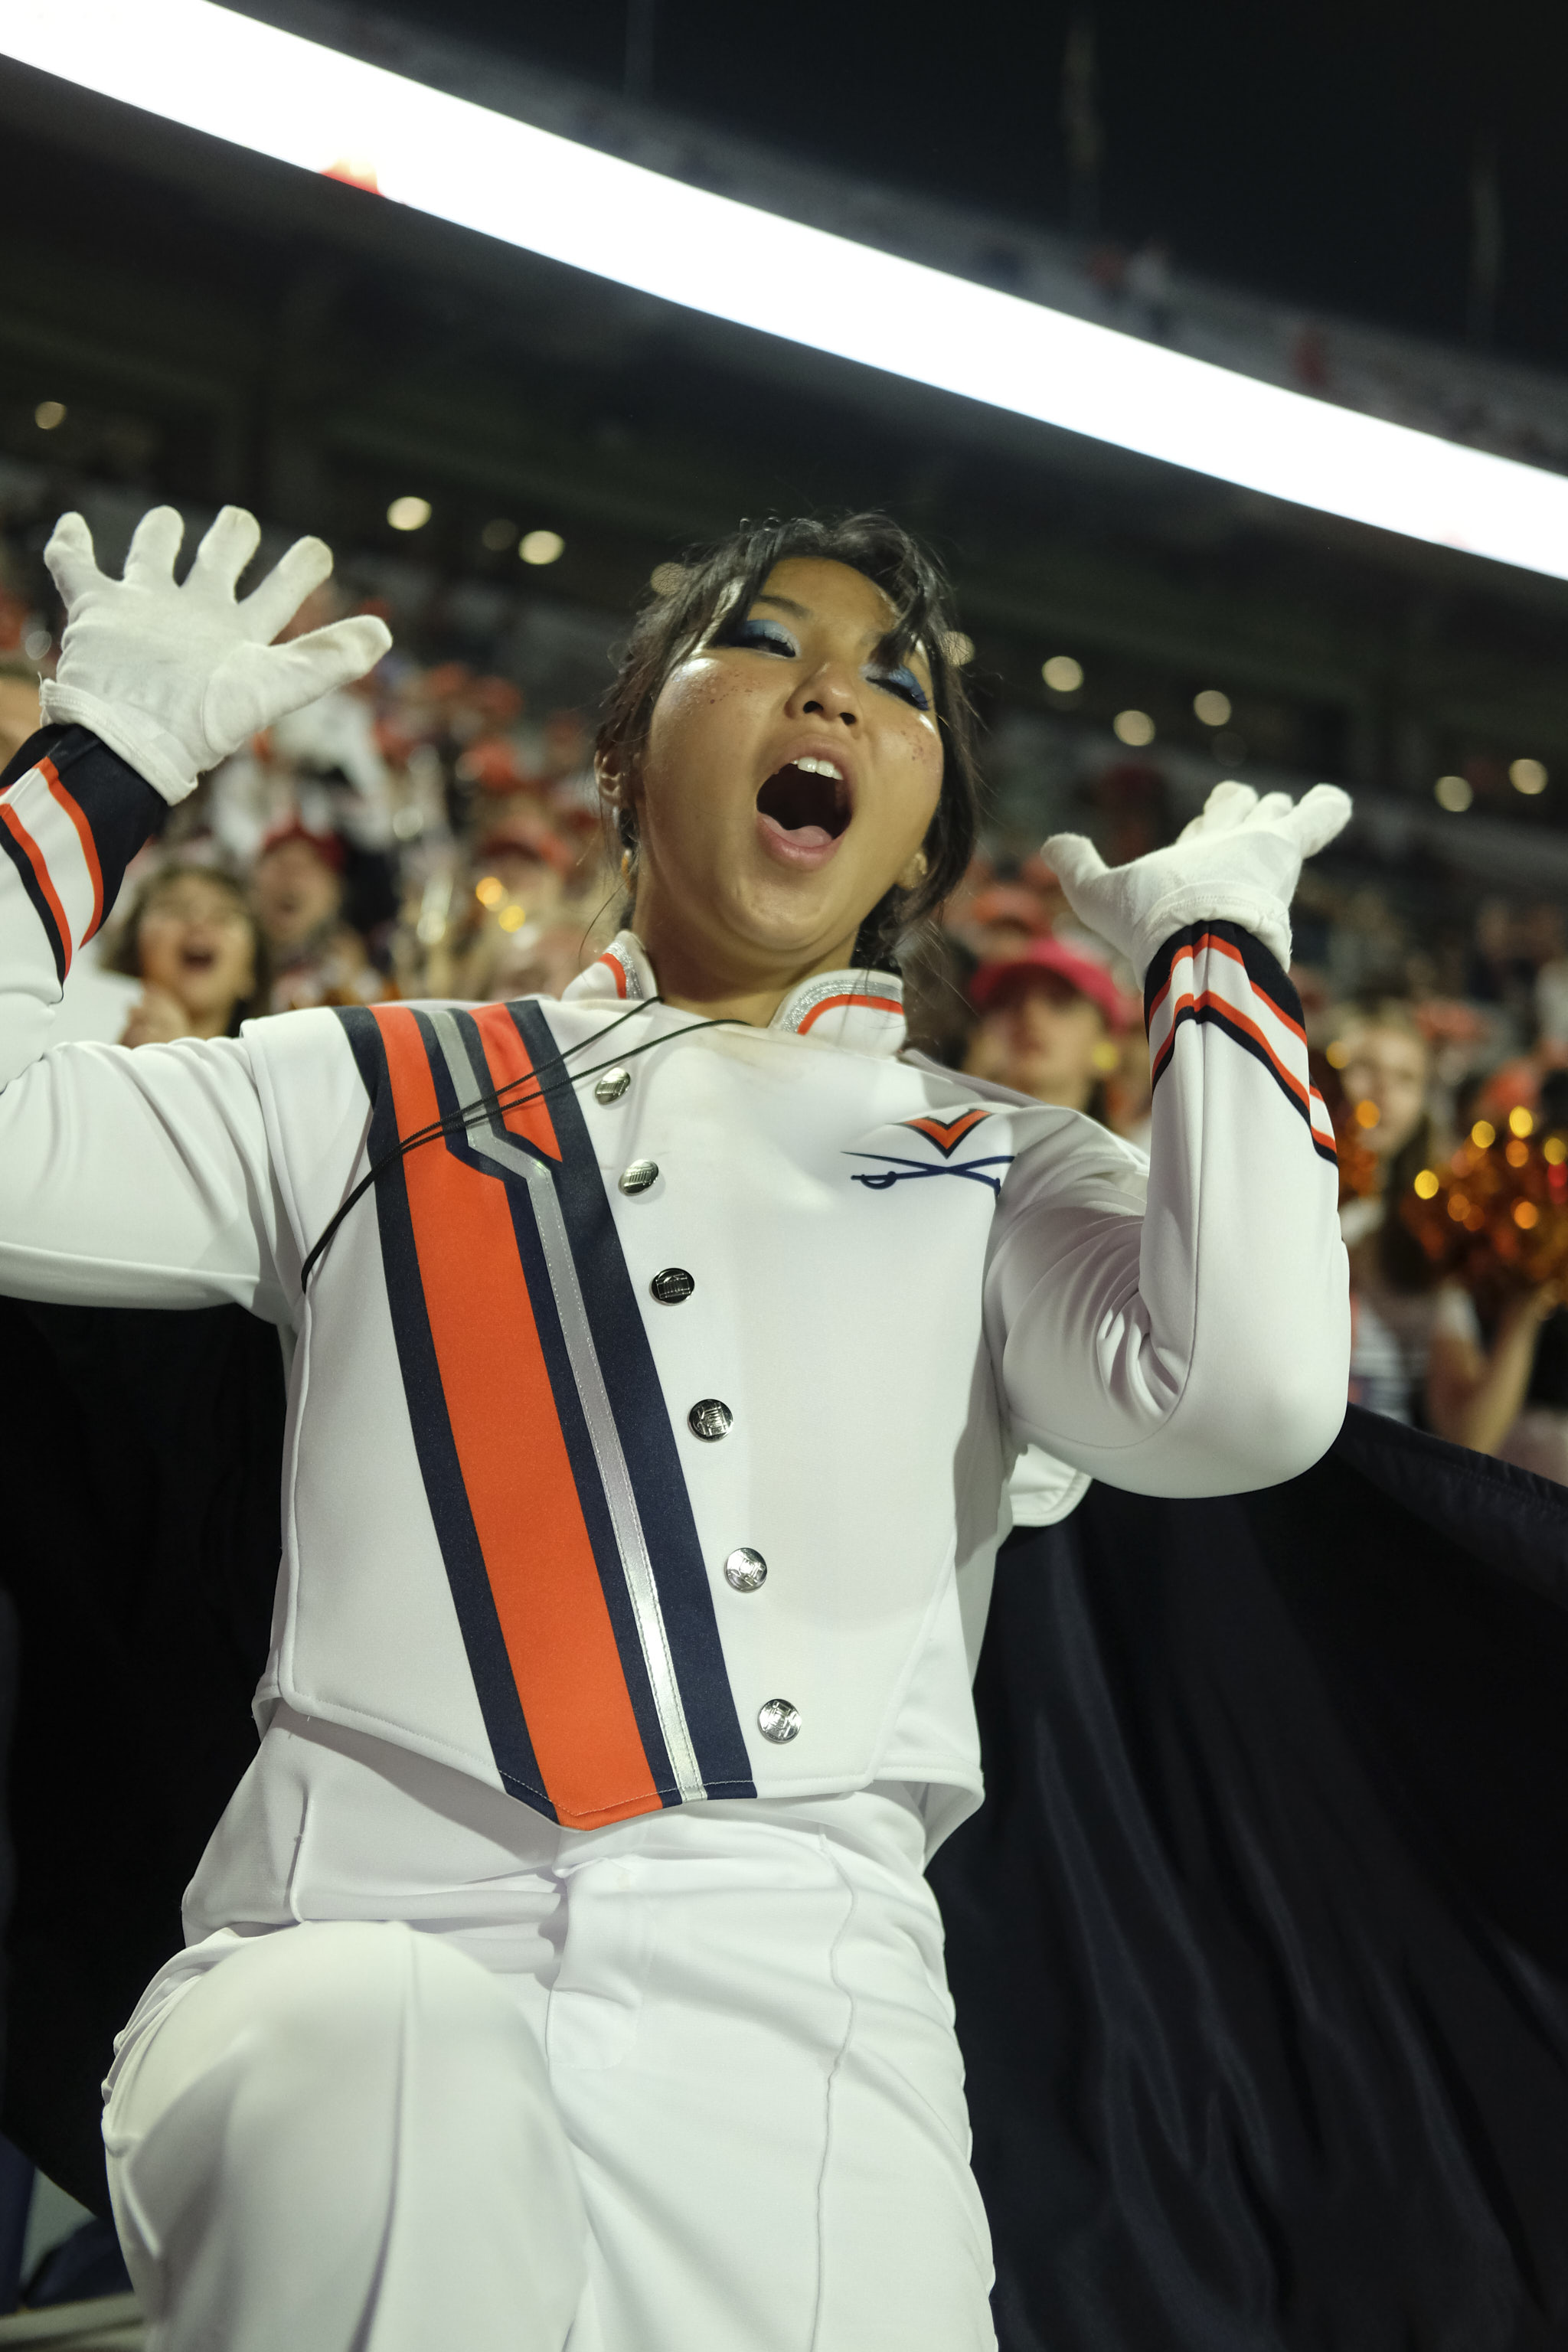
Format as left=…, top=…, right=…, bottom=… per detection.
left=931, top=1406, right=1568, bottom=2352
left=24, top=2215, right=131, bottom=2307
left=0, top=1296, right=285, bottom=2219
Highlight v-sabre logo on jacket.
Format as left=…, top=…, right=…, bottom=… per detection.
left=845, top=1109, right=1014, bottom=1197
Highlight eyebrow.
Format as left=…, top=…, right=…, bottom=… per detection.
left=753, top=593, right=812, bottom=619
left=752, top=591, right=932, bottom=672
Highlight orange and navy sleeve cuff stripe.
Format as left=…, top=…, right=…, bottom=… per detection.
left=0, top=726, right=162, bottom=984
left=1145, top=920, right=1337, bottom=1166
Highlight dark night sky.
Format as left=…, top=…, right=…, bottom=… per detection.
left=368, top=0, right=1568, bottom=374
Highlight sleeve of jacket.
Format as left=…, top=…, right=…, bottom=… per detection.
left=985, top=921, right=1350, bottom=1497
left=0, top=726, right=292, bottom=1318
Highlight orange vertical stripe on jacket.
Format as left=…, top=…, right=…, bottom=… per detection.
left=470, top=999, right=563, bottom=1161
left=375, top=1006, right=662, bottom=1828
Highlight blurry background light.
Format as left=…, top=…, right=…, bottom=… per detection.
left=1413, top=1168, right=1439, bottom=1198
left=941, top=631, right=975, bottom=665
left=14, top=0, right=1568, bottom=581
left=649, top=561, right=688, bottom=596
left=1193, top=688, right=1232, bottom=727
left=1510, top=756, right=1548, bottom=794
left=21, top=629, right=51, bottom=661
left=1509, top=1106, right=1535, bottom=1135
left=520, top=528, right=565, bottom=566
left=33, top=400, right=66, bottom=431
left=1434, top=773, right=1473, bottom=811
left=1042, top=655, right=1083, bottom=693
left=474, top=874, right=505, bottom=906
left=387, top=495, right=431, bottom=531
left=480, top=518, right=516, bottom=551
left=1112, top=708, right=1156, bottom=746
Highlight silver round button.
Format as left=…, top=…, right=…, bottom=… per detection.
left=758, top=1698, right=801, bottom=1743
left=594, top=1067, right=632, bottom=1104
left=651, top=1266, right=694, bottom=1305
left=618, top=1159, right=658, bottom=1194
left=724, top=1547, right=767, bottom=1592
left=688, top=1398, right=733, bottom=1442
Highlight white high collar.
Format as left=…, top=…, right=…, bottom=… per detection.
left=561, top=931, right=907, bottom=1057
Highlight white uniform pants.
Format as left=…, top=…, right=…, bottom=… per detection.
left=103, top=1710, right=995, bottom=2351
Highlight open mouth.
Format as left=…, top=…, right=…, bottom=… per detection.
left=756, top=756, right=851, bottom=850
left=180, top=946, right=217, bottom=972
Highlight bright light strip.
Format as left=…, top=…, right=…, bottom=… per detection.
left=5, top=0, right=1568, bottom=581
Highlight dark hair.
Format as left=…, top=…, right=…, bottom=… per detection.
left=107, top=861, right=271, bottom=1034
left=596, top=512, right=981, bottom=969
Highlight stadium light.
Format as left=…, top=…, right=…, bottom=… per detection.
left=4, top=0, right=1568, bottom=583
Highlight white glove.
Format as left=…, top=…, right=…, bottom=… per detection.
left=40, top=505, right=394, bottom=805
left=1043, top=779, right=1352, bottom=984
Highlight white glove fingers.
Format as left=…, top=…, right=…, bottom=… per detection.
left=1191, top=780, right=1258, bottom=838
left=1250, top=791, right=1296, bottom=827
left=1283, top=782, right=1354, bottom=859
left=189, top=505, right=262, bottom=599
left=240, top=535, right=334, bottom=645
left=43, top=512, right=104, bottom=609
left=122, top=506, right=186, bottom=588
left=260, top=615, right=392, bottom=707
left=1040, top=831, right=1109, bottom=893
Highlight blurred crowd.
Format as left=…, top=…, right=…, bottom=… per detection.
left=24, top=606, right=1568, bottom=1489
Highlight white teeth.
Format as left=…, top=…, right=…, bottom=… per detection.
left=792, top=755, right=844, bottom=780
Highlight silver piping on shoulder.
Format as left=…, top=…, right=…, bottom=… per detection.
left=426, top=1011, right=706, bottom=1802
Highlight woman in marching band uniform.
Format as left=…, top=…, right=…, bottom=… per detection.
left=0, top=503, right=1348, bottom=2351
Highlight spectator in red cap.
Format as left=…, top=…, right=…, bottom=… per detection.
left=252, top=821, right=383, bottom=1013
left=965, top=935, right=1133, bottom=1126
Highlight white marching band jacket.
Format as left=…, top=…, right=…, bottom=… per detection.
left=0, top=727, right=1350, bottom=1847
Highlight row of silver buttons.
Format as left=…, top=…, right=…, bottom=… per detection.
left=599, top=1064, right=799, bottom=1744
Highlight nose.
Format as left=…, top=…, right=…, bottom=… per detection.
left=787, top=659, right=861, bottom=727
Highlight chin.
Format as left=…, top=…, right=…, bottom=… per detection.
left=721, top=880, right=851, bottom=959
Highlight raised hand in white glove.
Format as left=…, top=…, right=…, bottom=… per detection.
left=41, top=505, right=394, bottom=805
left=1043, top=779, right=1352, bottom=985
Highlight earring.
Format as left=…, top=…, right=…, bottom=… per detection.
left=897, top=847, right=929, bottom=892
left=619, top=848, right=637, bottom=889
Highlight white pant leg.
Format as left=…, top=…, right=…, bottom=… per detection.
left=108, top=1716, right=995, bottom=2352
left=104, top=1919, right=586, bottom=2352
left=547, top=1795, right=996, bottom=2352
